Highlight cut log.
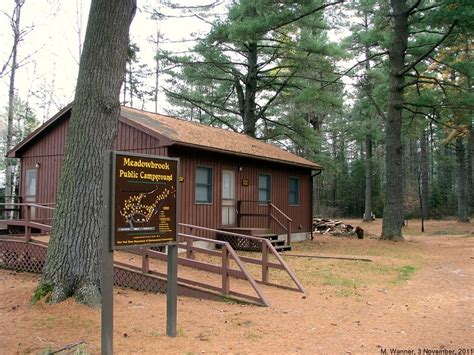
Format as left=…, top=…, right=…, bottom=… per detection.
left=312, top=217, right=357, bottom=237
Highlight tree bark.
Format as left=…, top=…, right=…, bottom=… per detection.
left=469, top=119, right=473, bottom=213
left=5, top=0, right=24, bottom=217
left=310, top=114, right=322, bottom=216
left=362, top=12, right=374, bottom=223
left=381, top=0, right=408, bottom=240
left=363, top=134, right=373, bottom=221
left=467, top=75, right=473, bottom=214
left=456, top=138, right=469, bottom=222
left=40, top=0, right=136, bottom=306
left=242, top=41, right=258, bottom=137
left=420, top=129, right=430, bottom=219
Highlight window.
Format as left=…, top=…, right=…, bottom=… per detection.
left=25, top=169, right=37, bottom=197
left=258, top=174, right=271, bottom=202
left=288, top=177, right=299, bottom=205
left=195, top=166, right=212, bottom=203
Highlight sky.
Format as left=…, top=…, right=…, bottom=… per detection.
left=0, top=0, right=353, bottom=188
left=0, top=0, right=212, bottom=125
left=0, top=0, right=216, bottom=187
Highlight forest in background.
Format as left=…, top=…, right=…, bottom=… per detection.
left=118, top=0, right=473, bottom=224
left=1, top=0, right=473, bottom=224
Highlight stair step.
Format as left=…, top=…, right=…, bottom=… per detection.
left=274, top=245, right=292, bottom=252
left=270, top=239, right=285, bottom=246
left=255, top=233, right=279, bottom=240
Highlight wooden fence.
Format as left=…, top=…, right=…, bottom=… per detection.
left=0, top=202, right=306, bottom=306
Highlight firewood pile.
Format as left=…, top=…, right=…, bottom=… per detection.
left=312, top=218, right=355, bottom=237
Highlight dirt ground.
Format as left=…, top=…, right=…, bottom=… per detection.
left=0, top=219, right=472, bottom=354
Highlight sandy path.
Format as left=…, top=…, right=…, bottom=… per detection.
left=0, top=234, right=472, bottom=354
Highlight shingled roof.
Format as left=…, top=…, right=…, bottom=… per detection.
left=120, top=107, right=321, bottom=170
left=8, top=104, right=321, bottom=170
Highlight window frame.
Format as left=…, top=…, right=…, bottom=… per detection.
left=258, top=173, right=271, bottom=203
left=25, top=168, right=38, bottom=198
left=195, top=165, right=213, bottom=204
left=288, top=176, right=300, bottom=206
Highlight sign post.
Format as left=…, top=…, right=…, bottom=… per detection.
left=102, top=151, right=179, bottom=354
left=102, top=151, right=114, bottom=355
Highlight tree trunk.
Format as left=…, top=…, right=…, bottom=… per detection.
left=310, top=114, right=322, bottom=216
left=40, top=0, right=136, bottom=307
left=154, top=28, right=161, bottom=113
left=455, top=138, right=469, bottom=222
left=363, top=134, right=373, bottom=221
left=5, top=0, right=23, bottom=217
left=242, top=41, right=258, bottom=137
left=467, top=75, right=473, bottom=214
left=362, top=14, right=374, bottom=222
left=420, top=129, right=430, bottom=219
left=469, top=119, right=473, bottom=213
left=381, top=0, right=408, bottom=240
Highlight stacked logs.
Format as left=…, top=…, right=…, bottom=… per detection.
left=312, top=218, right=364, bottom=239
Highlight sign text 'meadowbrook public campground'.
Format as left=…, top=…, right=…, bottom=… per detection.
left=113, top=152, right=178, bottom=249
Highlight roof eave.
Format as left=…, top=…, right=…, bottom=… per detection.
left=118, top=115, right=175, bottom=147
left=173, top=142, right=322, bottom=170
left=7, top=103, right=73, bottom=158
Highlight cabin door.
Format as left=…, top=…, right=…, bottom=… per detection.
left=24, top=168, right=37, bottom=219
left=221, top=170, right=236, bottom=226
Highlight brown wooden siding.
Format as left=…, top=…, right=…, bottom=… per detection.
left=169, top=147, right=312, bottom=234
left=19, top=118, right=167, bottom=220
left=20, top=115, right=70, bottom=220
left=18, top=116, right=312, bottom=235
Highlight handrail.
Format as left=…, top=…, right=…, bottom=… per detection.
left=0, top=202, right=55, bottom=210
left=179, top=223, right=306, bottom=294
left=1, top=204, right=306, bottom=299
left=0, top=203, right=53, bottom=241
left=269, top=202, right=292, bottom=245
left=236, top=200, right=293, bottom=246
left=269, top=203, right=292, bottom=222
left=140, top=233, right=270, bottom=306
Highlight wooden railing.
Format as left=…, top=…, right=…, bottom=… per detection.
left=236, top=200, right=293, bottom=245
left=0, top=203, right=54, bottom=241
left=0, top=196, right=22, bottom=219
left=130, top=233, right=271, bottom=306
left=268, top=203, right=292, bottom=245
left=179, top=223, right=305, bottom=294
left=0, top=203, right=305, bottom=305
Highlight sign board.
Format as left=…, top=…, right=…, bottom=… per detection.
left=112, top=151, right=178, bottom=249
left=102, top=151, right=178, bottom=354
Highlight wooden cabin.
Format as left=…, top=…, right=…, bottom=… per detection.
left=7, top=105, right=321, bottom=245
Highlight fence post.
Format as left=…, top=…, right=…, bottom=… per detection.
left=262, top=241, right=269, bottom=284
left=267, top=203, right=272, bottom=230
left=287, top=221, right=291, bottom=246
left=222, top=245, right=230, bottom=295
left=142, top=248, right=149, bottom=273
left=236, top=201, right=241, bottom=227
left=186, top=238, right=194, bottom=259
left=25, top=205, right=31, bottom=242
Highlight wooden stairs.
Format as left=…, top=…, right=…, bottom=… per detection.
left=217, top=227, right=292, bottom=252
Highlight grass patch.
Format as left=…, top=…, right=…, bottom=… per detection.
left=40, top=345, right=54, bottom=355
left=317, top=269, right=364, bottom=297
left=244, top=330, right=261, bottom=341
left=196, top=329, right=215, bottom=341
left=32, top=282, right=52, bottom=304
left=219, top=294, right=255, bottom=306
left=177, top=326, right=186, bottom=337
left=149, top=330, right=162, bottom=338
left=392, top=265, right=416, bottom=284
